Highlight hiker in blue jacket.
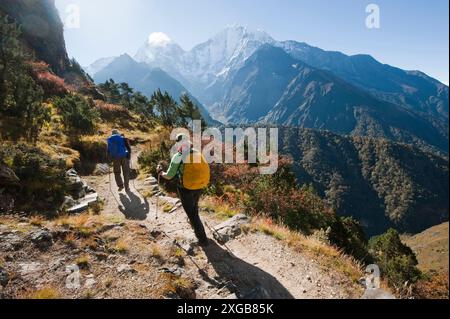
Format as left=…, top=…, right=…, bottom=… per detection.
left=107, top=129, right=130, bottom=192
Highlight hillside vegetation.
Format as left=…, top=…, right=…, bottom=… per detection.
left=281, top=128, right=449, bottom=236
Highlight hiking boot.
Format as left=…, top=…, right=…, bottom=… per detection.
left=118, top=186, right=124, bottom=192
left=125, top=187, right=131, bottom=193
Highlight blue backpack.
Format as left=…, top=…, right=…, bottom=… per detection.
left=107, top=135, right=128, bottom=159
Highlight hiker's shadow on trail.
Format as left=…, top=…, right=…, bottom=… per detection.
left=118, top=190, right=149, bottom=221
left=202, top=241, right=294, bottom=299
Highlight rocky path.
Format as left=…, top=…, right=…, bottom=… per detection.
left=82, top=147, right=364, bottom=299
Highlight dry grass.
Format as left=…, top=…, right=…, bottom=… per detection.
left=75, top=255, right=90, bottom=269
left=414, top=273, right=449, bottom=299
left=9, top=222, right=33, bottom=234
left=26, top=286, right=61, bottom=299
left=114, top=237, right=130, bottom=254
left=150, top=244, right=163, bottom=260
left=253, top=218, right=286, bottom=241
left=29, top=215, right=45, bottom=227
left=96, top=120, right=152, bottom=145
left=402, top=222, right=449, bottom=274
left=82, top=236, right=99, bottom=251
left=37, top=142, right=80, bottom=168
left=200, top=196, right=240, bottom=220
left=173, top=247, right=185, bottom=258
left=157, top=273, right=196, bottom=299
left=251, top=216, right=363, bottom=283
left=63, top=232, right=78, bottom=248
left=54, top=213, right=106, bottom=236
left=83, top=290, right=96, bottom=299
left=162, top=203, right=174, bottom=213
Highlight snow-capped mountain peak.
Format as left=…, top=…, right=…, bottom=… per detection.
left=130, top=25, right=276, bottom=92
left=84, top=56, right=116, bottom=77
left=147, top=32, right=173, bottom=47
left=134, top=32, right=185, bottom=66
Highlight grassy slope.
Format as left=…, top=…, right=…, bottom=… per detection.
left=402, top=222, right=449, bottom=274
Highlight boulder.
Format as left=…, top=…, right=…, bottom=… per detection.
left=212, top=214, right=250, bottom=244
left=0, top=233, right=24, bottom=251
left=66, top=202, right=89, bottom=214
left=66, top=193, right=98, bottom=214
left=66, top=169, right=78, bottom=177
left=30, top=230, right=53, bottom=250
left=61, top=196, right=77, bottom=209
left=93, top=163, right=110, bottom=176
left=65, top=169, right=96, bottom=200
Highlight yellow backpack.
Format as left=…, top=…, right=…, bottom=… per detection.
left=182, top=151, right=210, bottom=190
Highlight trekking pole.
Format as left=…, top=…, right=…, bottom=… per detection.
left=155, top=173, right=160, bottom=220
left=108, top=161, right=122, bottom=209
left=204, top=220, right=236, bottom=257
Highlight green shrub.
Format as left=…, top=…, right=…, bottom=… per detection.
left=369, top=229, right=422, bottom=290
left=0, top=143, right=67, bottom=213
left=328, top=216, right=370, bottom=262
left=53, top=94, right=99, bottom=136
left=69, top=136, right=108, bottom=174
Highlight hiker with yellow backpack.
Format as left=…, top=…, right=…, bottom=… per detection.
left=157, top=134, right=211, bottom=247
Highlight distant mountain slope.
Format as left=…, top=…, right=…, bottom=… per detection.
left=89, top=26, right=449, bottom=144
left=402, top=222, right=449, bottom=274
left=279, top=40, right=449, bottom=120
left=281, top=127, right=449, bottom=236
left=93, top=54, right=219, bottom=125
left=220, top=45, right=448, bottom=154
left=129, top=25, right=448, bottom=125
left=85, top=57, right=116, bottom=77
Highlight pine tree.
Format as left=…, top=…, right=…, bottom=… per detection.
left=132, top=91, right=154, bottom=118
left=99, top=79, right=122, bottom=104
left=151, top=89, right=178, bottom=126
left=119, top=82, right=133, bottom=109
left=178, top=94, right=206, bottom=128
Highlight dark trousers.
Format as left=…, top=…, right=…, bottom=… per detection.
left=113, top=158, right=130, bottom=189
left=177, top=187, right=208, bottom=243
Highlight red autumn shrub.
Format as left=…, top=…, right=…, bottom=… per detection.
left=94, top=100, right=132, bottom=121
left=30, top=61, right=69, bottom=96
left=208, top=154, right=335, bottom=233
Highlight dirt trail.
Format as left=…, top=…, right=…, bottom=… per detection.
left=83, top=146, right=363, bottom=299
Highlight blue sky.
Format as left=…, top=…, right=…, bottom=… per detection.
left=55, top=0, right=449, bottom=84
